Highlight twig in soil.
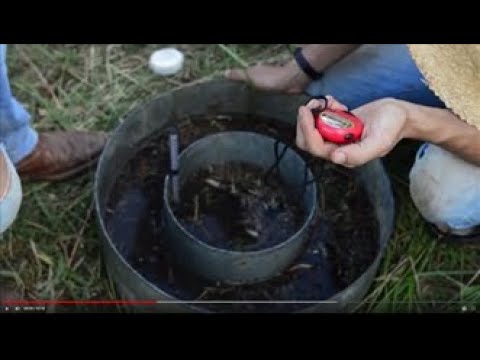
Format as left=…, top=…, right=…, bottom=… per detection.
left=245, top=229, right=259, bottom=238
left=247, top=189, right=260, bottom=196
left=288, top=263, right=313, bottom=272
left=195, top=287, right=218, bottom=300
left=205, top=178, right=240, bottom=196
left=231, top=177, right=237, bottom=195
left=205, top=178, right=224, bottom=189
left=231, top=181, right=237, bottom=195
left=215, top=115, right=233, bottom=122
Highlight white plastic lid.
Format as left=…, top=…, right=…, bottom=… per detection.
left=149, top=48, right=184, bottom=76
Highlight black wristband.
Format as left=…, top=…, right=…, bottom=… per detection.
left=294, top=47, right=323, bottom=80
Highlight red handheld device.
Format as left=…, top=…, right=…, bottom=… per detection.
left=312, top=108, right=364, bottom=145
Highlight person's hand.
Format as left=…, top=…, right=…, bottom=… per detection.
left=296, top=97, right=409, bottom=167
left=225, top=62, right=310, bottom=95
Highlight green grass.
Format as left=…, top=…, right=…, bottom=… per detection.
left=1, top=44, right=479, bottom=312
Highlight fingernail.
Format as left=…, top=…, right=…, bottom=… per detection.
left=332, top=152, right=346, bottom=165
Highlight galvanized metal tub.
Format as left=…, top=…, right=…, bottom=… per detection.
left=163, top=131, right=318, bottom=284
left=94, top=79, right=395, bottom=313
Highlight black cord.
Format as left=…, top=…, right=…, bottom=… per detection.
left=263, top=138, right=326, bottom=192
left=263, top=137, right=290, bottom=186
left=263, top=95, right=330, bottom=194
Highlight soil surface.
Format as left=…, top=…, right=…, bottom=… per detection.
left=172, top=161, right=306, bottom=251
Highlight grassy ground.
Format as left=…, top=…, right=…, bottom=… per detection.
left=0, top=44, right=479, bottom=312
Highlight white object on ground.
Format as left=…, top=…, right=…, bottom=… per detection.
left=149, top=48, right=184, bottom=76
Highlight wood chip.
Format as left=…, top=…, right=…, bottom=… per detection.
left=245, top=229, right=259, bottom=238
left=205, top=178, right=223, bottom=189
left=288, top=263, right=313, bottom=272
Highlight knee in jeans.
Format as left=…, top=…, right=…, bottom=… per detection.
left=409, top=144, right=480, bottom=231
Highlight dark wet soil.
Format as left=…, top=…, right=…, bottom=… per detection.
left=172, top=162, right=306, bottom=252
left=105, top=113, right=379, bottom=312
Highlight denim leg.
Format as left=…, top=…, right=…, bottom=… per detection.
left=409, top=143, right=480, bottom=231
left=305, top=44, right=445, bottom=109
left=0, top=44, right=38, bottom=164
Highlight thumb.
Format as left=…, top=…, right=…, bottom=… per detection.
left=325, top=95, right=348, bottom=112
left=330, top=137, right=385, bottom=167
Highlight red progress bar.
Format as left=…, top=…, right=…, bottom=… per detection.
left=1, top=300, right=157, bottom=306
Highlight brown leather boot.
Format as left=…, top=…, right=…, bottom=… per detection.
left=16, top=130, right=108, bottom=181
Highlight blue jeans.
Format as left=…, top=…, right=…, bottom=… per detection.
left=306, top=44, right=480, bottom=232
left=305, top=44, right=445, bottom=109
left=0, top=44, right=38, bottom=164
